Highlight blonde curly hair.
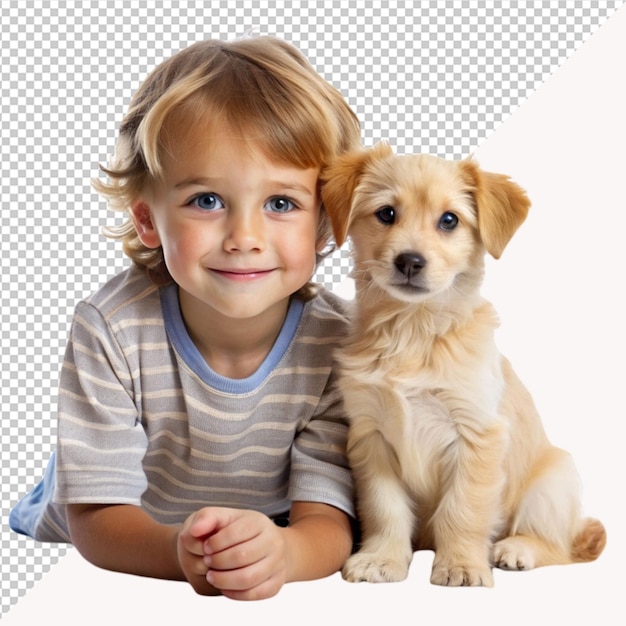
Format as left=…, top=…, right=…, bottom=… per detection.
left=95, top=36, right=361, bottom=294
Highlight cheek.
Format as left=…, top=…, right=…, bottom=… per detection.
left=284, top=231, right=318, bottom=272
left=447, top=229, right=479, bottom=265
left=289, top=215, right=320, bottom=259
left=158, top=223, right=211, bottom=266
left=426, top=229, right=479, bottom=279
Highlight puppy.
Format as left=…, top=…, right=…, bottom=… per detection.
left=321, top=142, right=606, bottom=587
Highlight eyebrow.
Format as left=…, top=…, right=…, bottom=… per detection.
left=174, top=177, right=315, bottom=196
left=174, top=177, right=221, bottom=189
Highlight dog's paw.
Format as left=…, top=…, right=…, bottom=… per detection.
left=342, top=552, right=410, bottom=583
left=430, top=561, right=494, bottom=587
left=492, top=537, right=537, bottom=571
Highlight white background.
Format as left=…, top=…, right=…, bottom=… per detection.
left=4, top=5, right=625, bottom=625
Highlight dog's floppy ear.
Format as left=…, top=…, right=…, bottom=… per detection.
left=321, top=142, right=393, bottom=247
left=460, top=160, right=531, bottom=259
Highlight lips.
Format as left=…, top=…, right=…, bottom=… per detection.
left=210, top=268, right=274, bottom=281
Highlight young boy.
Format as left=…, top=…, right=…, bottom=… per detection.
left=10, top=35, right=362, bottom=600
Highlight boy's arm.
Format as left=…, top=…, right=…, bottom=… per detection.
left=282, top=501, right=353, bottom=582
left=67, top=501, right=353, bottom=599
left=66, top=503, right=220, bottom=595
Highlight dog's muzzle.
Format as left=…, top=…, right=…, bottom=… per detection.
left=394, top=252, right=426, bottom=280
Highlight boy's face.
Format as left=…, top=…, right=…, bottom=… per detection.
left=132, top=124, right=321, bottom=325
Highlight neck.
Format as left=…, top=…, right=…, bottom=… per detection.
left=180, top=292, right=291, bottom=379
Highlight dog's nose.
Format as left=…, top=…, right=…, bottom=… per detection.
left=395, top=253, right=426, bottom=279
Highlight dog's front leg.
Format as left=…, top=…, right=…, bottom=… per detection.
left=342, top=387, right=415, bottom=583
left=430, top=417, right=505, bottom=587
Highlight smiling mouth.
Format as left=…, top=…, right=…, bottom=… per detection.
left=211, top=268, right=274, bottom=280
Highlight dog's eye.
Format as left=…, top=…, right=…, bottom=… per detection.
left=375, top=206, right=396, bottom=225
left=439, top=212, right=459, bottom=231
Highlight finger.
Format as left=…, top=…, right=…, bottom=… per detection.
left=177, top=541, right=211, bottom=587
left=178, top=532, right=210, bottom=572
left=179, top=519, right=210, bottom=557
left=185, top=554, right=211, bottom=577
left=219, top=575, right=283, bottom=601
left=206, top=556, right=275, bottom=594
left=186, top=509, right=221, bottom=540
left=179, top=512, right=224, bottom=566
left=203, top=511, right=266, bottom=556
left=205, top=536, right=268, bottom=571
left=188, top=507, right=244, bottom=541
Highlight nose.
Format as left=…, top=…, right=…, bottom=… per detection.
left=394, top=252, right=426, bottom=279
left=224, top=208, right=265, bottom=253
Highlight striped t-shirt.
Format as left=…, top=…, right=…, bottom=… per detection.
left=10, top=266, right=354, bottom=542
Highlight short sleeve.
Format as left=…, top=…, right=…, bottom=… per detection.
left=288, top=370, right=354, bottom=518
left=54, top=301, right=148, bottom=505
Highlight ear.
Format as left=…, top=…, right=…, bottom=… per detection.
left=460, top=160, right=531, bottom=259
left=130, top=201, right=161, bottom=249
left=321, top=142, right=393, bottom=247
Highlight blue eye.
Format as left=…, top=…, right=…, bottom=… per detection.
left=265, top=197, right=296, bottom=213
left=191, top=193, right=224, bottom=211
left=439, top=211, right=459, bottom=231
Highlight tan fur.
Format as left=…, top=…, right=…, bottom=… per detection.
left=321, top=143, right=606, bottom=586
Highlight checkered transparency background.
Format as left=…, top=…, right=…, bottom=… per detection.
left=1, top=0, right=622, bottom=616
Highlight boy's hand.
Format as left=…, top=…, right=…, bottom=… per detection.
left=68, top=502, right=351, bottom=599
left=178, top=507, right=288, bottom=600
